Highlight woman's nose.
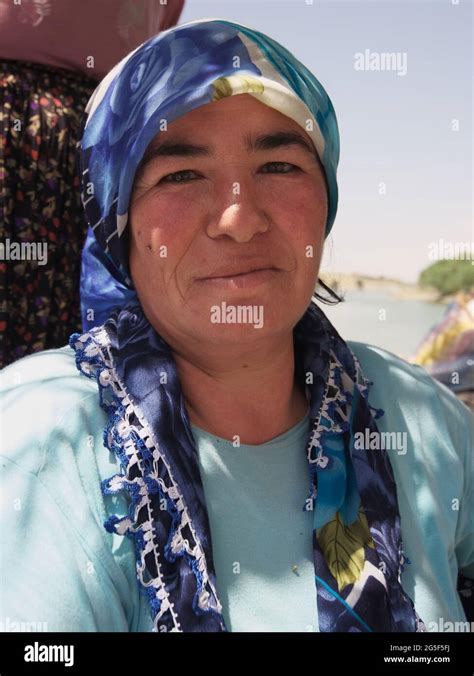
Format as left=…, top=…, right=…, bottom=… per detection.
left=205, top=177, right=271, bottom=242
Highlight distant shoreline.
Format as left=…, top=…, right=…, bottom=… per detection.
left=319, top=272, right=453, bottom=304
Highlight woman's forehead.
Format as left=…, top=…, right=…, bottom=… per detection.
left=138, top=94, right=318, bottom=167
left=152, top=93, right=310, bottom=133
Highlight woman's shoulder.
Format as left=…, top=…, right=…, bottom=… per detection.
left=1, top=343, right=90, bottom=389
left=348, top=339, right=473, bottom=482
left=348, top=339, right=473, bottom=422
left=348, top=339, right=438, bottom=383
left=0, top=343, right=96, bottom=398
left=0, top=346, right=145, bottom=631
left=0, top=344, right=106, bottom=474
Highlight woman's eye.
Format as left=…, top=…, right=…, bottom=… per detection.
left=158, top=162, right=299, bottom=184
left=160, top=169, right=200, bottom=183
left=260, top=162, right=300, bottom=174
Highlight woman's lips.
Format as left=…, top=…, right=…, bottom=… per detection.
left=197, top=267, right=279, bottom=289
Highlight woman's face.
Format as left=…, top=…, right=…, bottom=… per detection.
left=129, top=93, right=328, bottom=348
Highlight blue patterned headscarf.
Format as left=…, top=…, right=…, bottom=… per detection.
left=73, top=18, right=426, bottom=632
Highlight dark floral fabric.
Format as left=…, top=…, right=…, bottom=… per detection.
left=0, top=59, right=97, bottom=368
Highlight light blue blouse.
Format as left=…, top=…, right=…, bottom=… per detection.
left=191, top=409, right=316, bottom=632
left=0, top=342, right=472, bottom=632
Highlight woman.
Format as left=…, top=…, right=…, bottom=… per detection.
left=0, top=0, right=184, bottom=368
left=1, top=18, right=473, bottom=633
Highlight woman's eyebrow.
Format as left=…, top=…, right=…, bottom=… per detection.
left=247, top=130, right=317, bottom=158
left=138, top=130, right=317, bottom=172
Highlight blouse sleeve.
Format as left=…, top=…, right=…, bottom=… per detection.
left=420, top=370, right=474, bottom=621
left=0, top=456, right=127, bottom=632
left=0, top=348, right=140, bottom=632
left=453, top=400, right=474, bottom=579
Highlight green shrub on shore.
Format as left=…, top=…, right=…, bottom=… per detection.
left=419, top=260, right=474, bottom=296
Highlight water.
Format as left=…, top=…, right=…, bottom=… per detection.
left=317, top=289, right=447, bottom=360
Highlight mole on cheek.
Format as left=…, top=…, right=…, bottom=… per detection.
left=136, top=229, right=152, bottom=251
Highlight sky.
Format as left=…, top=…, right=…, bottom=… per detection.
left=180, top=0, right=473, bottom=283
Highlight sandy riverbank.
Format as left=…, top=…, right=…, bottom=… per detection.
left=319, top=272, right=453, bottom=304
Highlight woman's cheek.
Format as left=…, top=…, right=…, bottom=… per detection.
left=266, top=181, right=326, bottom=275
left=147, top=185, right=210, bottom=227
left=262, top=180, right=326, bottom=232
left=133, top=188, right=203, bottom=238
left=260, top=175, right=326, bottom=210
left=131, top=189, right=209, bottom=263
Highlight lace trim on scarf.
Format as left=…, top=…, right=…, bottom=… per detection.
left=70, top=327, right=223, bottom=632
left=304, top=349, right=384, bottom=504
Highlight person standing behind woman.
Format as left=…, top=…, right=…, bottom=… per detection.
left=0, top=0, right=184, bottom=368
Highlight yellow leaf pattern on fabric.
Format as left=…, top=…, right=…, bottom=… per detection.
left=316, top=507, right=376, bottom=593
left=212, top=75, right=265, bottom=100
